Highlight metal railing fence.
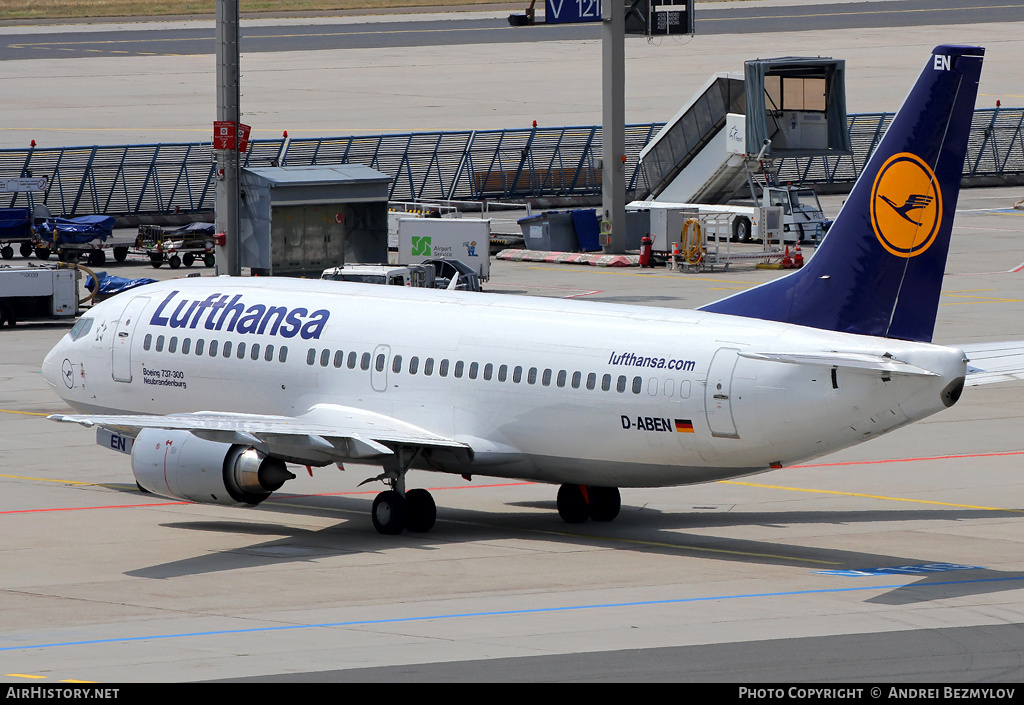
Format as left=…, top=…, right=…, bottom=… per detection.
left=2, top=108, right=1022, bottom=217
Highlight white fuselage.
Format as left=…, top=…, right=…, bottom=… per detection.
left=42, top=277, right=966, bottom=487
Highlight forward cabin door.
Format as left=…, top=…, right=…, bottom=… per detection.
left=111, top=296, right=150, bottom=383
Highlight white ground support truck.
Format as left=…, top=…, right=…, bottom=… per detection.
left=396, top=218, right=490, bottom=282
left=632, top=181, right=829, bottom=251
left=0, top=266, right=77, bottom=326
left=321, top=264, right=435, bottom=288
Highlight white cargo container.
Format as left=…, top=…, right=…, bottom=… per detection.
left=397, top=218, right=490, bottom=281
left=0, top=266, right=77, bottom=326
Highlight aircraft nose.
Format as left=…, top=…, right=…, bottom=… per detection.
left=41, top=342, right=61, bottom=391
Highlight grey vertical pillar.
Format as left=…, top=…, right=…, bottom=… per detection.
left=215, top=0, right=241, bottom=276
left=602, top=0, right=626, bottom=254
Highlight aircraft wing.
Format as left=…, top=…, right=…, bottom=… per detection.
left=49, top=403, right=472, bottom=466
left=959, top=341, right=1024, bottom=386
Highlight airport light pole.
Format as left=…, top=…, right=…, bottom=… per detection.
left=215, top=0, right=242, bottom=276
left=602, top=0, right=627, bottom=255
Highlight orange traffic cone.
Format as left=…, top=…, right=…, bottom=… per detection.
left=781, top=245, right=793, bottom=269
left=793, top=242, right=804, bottom=268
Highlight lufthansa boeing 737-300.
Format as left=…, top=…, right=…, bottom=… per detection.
left=43, top=46, right=1024, bottom=534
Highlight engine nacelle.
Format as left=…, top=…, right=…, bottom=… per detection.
left=132, top=429, right=295, bottom=506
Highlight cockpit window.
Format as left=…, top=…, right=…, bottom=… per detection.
left=69, top=317, right=93, bottom=341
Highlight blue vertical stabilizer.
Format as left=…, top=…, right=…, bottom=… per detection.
left=699, top=46, right=984, bottom=343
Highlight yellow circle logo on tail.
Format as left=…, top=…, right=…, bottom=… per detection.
left=870, top=152, right=943, bottom=258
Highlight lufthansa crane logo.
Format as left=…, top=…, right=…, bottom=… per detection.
left=870, top=152, right=942, bottom=258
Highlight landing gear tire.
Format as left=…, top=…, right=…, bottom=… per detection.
left=589, top=486, right=621, bottom=522
left=372, top=490, right=408, bottom=535
left=405, top=488, right=437, bottom=533
left=557, top=484, right=590, bottom=524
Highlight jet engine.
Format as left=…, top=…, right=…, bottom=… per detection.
left=132, top=429, right=295, bottom=506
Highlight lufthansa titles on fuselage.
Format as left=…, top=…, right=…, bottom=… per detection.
left=608, top=350, right=696, bottom=371
left=149, top=290, right=330, bottom=340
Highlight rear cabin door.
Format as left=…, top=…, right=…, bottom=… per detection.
left=705, top=347, right=740, bottom=438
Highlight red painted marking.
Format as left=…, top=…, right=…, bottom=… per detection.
left=792, top=450, right=1024, bottom=469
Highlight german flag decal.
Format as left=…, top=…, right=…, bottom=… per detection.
left=674, top=419, right=695, bottom=433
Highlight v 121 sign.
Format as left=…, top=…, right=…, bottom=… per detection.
left=545, top=0, right=602, bottom=24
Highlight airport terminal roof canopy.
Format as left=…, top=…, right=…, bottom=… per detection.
left=744, top=56, right=852, bottom=157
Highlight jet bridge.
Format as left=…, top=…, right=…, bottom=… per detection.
left=640, top=57, right=851, bottom=204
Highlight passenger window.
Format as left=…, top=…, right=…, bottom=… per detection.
left=251, top=344, right=261, bottom=361
left=543, top=369, right=553, bottom=387
left=208, top=340, right=218, bottom=357
left=679, top=380, right=691, bottom=399
left=360, top=352, right=371, bottom=371
left=513, top=366, right=523, bottom=383
left=468, top=362, right=478, bottom=379
left=632, top=376, right=643, bottom=394
left=424, top=358, right=434, bottom=376
left=279, top=346, right=288, bottom=363
left=307, top=348, right=316, bottom=366
left=556, top=370, right=566, bottom=388
left=222, top=341, right=232, bottom=358
left=155, top=335, right=165, bottom=352
left=527, top=367, right=537, bottom=384
left=181, top=338, right=191, bottom=355
left=663, top=379, right=675, bottom=397
left=265, top=345, right=275, bottom=362
left=587, top=372, right=596, bottom=391
left=168, top=337, right=178, bottom=354
left=439, top=359, right=449, bottom=377
left=334, top=350, right=344, bottom=368
left=455, top=361, right=464, bottom=378
left=195, top=339, right=205, bottom=356
left=647, top=378, right=658, bottom=396
left=601, top=374, right=611, bottom=392
left=376, top=354, right=386, bottom=372
left=409, top=356, right=419, bottom=374
left=571, top=371, right=581, bottom=389
left=617, top=376, right=627, bottom=393
left=392, top=355, right=403, bottom=374
left=483, top=363, right=493, bottom=381
left=237, top=342, right=246, bottom=359
left=143, top=334, right=152, bottom=351
left=498, top=364, right=508, bottom=382
left=347, top=351, right=357, bottom=369
left=320, top=348, right=330, bottom=367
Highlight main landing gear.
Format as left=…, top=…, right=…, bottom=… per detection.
left=365, top=448, right=437, bottom=535
left=556, top=484, right=621, bottom=524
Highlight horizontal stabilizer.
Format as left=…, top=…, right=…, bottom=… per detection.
left=959, top=340, right=1024, bottom=385
left=739, top=351, right=940, bottom=377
